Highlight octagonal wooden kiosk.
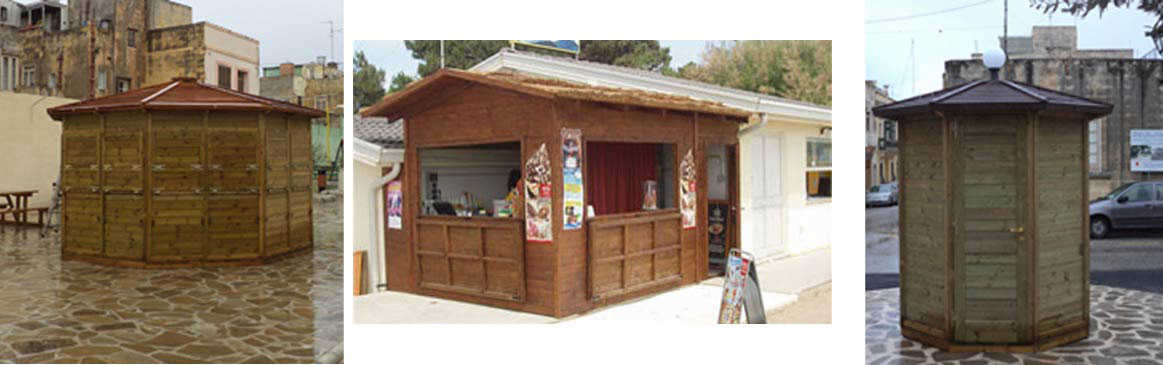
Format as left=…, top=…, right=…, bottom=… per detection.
left=873, top=76, right=1112, bottom=351
left=362, top=69, right=749, bottom=317
left=47, top=77, right=324, bottom=268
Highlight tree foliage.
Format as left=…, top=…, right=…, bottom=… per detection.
left=1032, top=0, right=1163, bottom=49
left=404, top=40, right=509, bottom=77
left=353, top=51, right=385, bottom=110
left=579, top=40, right=674, bottom=72
left=388, top=72, right=416, bottom=94
left=678, top=41, right=831, bottom=106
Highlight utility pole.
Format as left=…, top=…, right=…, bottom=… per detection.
left=440, top=40, right=445, bottom=69
left=321, top=20, right=337, bottom=62
left=910, top=38, right=916, bottom=95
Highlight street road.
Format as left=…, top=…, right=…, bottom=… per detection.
left=865, top=204, right=1163, bottom=293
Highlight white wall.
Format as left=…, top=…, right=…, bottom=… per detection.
left=354, top=158, right=385, bottom=288
left=203, top=23, right=260, bottom=94
left=0, top=92, right=76, bottom=208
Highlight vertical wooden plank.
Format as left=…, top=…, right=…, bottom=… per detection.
left=99, top=113, right=107, bottom=255
left=144, top=111, right=153, bottom=262
left=60, top=116, right=69, bottom=252
left=651, top=220, right=658, bottom=281
left=258, top=112, right=267, bottom=257
left=202, top=111, right=210, bottom=257
left=1027, top=112, right=1038, bottom=341
left=941, top=113, right=954, bottom=338
left=307, top=117, right=315, bottom=248
left=479, top=226, right=487, bottom=294
left=444, top=224, right=452, bottom=286
left=1080, top=118, right=1091, bottom=332
left=285, top=115, right=292, bottom=253
left=621, top=224, right=628, bottom=290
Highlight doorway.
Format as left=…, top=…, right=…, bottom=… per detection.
left=706, top=143, right=738, bottom=277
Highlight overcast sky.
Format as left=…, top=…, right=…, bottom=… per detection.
left=16, top=0, right=343, bottom=67
left=353, top=40, right=711, bottom=89
left=866, top=0, right=1158, bottom=100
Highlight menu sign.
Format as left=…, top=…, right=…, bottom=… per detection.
left=525, top=143, right=553, bottom=242
left=562, top=129, right=584, bottom=230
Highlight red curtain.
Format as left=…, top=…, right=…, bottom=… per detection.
left=586, top=142, right=658, bottom=215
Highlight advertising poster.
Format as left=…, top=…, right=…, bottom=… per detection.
left=680, top=149, right=697, bottom=229
left=1130, top=129, right=1163, bottom=171
left=386, top=181, right=403, bottom=229
left=525, top=143, right=554, bottom=242
left=562, top=129, right=584, bottom=230
left=718, top=249, right=753, bottom=324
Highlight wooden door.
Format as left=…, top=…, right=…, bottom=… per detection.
left=954, top=116, right=1030, bottom=343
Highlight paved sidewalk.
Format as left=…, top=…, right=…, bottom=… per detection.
left=866, top=286, right=1163, bottom=364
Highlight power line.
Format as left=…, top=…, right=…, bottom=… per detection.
left=866, top=25, right=1002, bottom=35
left=867, top=0, right=996, bottom=24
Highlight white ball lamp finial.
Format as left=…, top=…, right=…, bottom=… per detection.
left=983, top=48, right=1006, bottom=80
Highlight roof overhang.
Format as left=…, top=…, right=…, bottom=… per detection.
left=471, top=50, right=832, bottom=126
left=354, top=137, right=404, bottom=167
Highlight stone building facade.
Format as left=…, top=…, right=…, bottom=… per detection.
left=865, top=80, right=897, bottom=190
left=947, top=26, right=1158, bottom=198
left=0, top=0, right=258, bottom=99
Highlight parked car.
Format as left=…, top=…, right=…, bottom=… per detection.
left=866, top=182, right=898, bottom=207
left=1089, top=181, right=1163, bottom=238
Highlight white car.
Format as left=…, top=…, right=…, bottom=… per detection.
left=866, top=182, right=898, bottom=207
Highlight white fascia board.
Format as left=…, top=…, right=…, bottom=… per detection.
left=472, top=51, right=832, bottom=125
left=354, top=137, right=404, bottom=167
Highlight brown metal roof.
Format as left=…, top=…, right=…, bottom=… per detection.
left=47, top=77, right=325, bottom=119
left=871, top=78, right=1113, bottom=120
left=360, top=68, right=753, bottom=121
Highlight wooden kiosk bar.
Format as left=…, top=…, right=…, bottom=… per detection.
left=361, top=69, right=750, bottom=317
left=872, top=60, right=1112, bottom=351
left=46, top=77, right=323, bottom=268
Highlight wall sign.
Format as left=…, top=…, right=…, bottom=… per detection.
left=386, top=180, right=403, bottom=229
left=1130, top=129, right=1163, bottom=172
left=680, top=149, right=697, bottom=229
left=562, top=129, right=584, bottom=230
left=525, top=143, right=553, bottom=242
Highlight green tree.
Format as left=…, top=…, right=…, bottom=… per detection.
left=1032, top=0, right=1163, bottom=48
left=353, top=51, right=385, bottom=110
left=579, top=40, right=674, bottom=72
left=388, top=72, right=416, bottom=93
left=404, top=40, right=509, bottom=77
left=678, top=41, right=831, bottom=106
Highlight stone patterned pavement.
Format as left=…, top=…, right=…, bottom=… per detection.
left=867, top=286, right=1163, bottom=364
left=0, top=195, right=343, bottom=363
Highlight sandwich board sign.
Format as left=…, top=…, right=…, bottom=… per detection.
left=718, top=248, right=766, bottom=324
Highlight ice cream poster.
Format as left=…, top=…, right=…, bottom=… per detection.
left=386, top=180, right=403, bottom=229
left=525, top=143, right=553, bottom=242
left=562, top=129, right=584, bottom=230
left=680, top=149, right=697, bottom=229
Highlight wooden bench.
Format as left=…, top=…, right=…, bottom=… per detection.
left=0, top=207, right=50, bottom=226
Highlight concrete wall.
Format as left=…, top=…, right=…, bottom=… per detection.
left=354, top=158, right=385, bottom=290
left=144, top=22, right=204, bottom=86
left=0, top=0, right=22, bottom=27
left=946, top=58, right=1163, bottom=192
left=147, top=0, right=190, bottom=30
left=203, top=22, right=258, bottom=93
left=0, top=92, right=76, bottom=207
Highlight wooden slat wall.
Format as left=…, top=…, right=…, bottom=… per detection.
left=289, top=117, right=314, bottom=251
left=900, top=117, right=949, bottom=335
left=61, top=115, right=102, bottom=256
left=954, top=116, right=1029, bottom=344
left=587, top=212, right=682, bottom=301
left=101, top=113, right=147, bottom=259
left=415, top=218, right=525, bottom=301
left=1034, top=117, right=1087, bottom=336
left=205, top=112, right=261, bottom=260
left=150, top=112, right=206, bottom=261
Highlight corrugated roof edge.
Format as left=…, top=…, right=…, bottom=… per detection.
left=490, top=48, right=831, bottom=112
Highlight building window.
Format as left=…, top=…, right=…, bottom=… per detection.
left=806, top=138, right=832, bottom=198
left=315, top=95, right=328, bottom=110
left=217, top=65, right=231, bottom=88
left=1, top=57, right=9, bottom=91
left=22, top=65, right=34, bottom=87
left=236, top=70, right=247, bottom=92
left=1089, top=119, right=1103, bottom=173
left=127, top=28, right=137, bottom=48
left=97, top=70, right=107, bottom=91
left=1, top=7, right=8, bottom=22
left=116, top=77, right=130, bottom=93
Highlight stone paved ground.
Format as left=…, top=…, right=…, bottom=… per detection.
left=866, top=286, right=1163, bottom=364
left=0, top=192, right=343, bottom=363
